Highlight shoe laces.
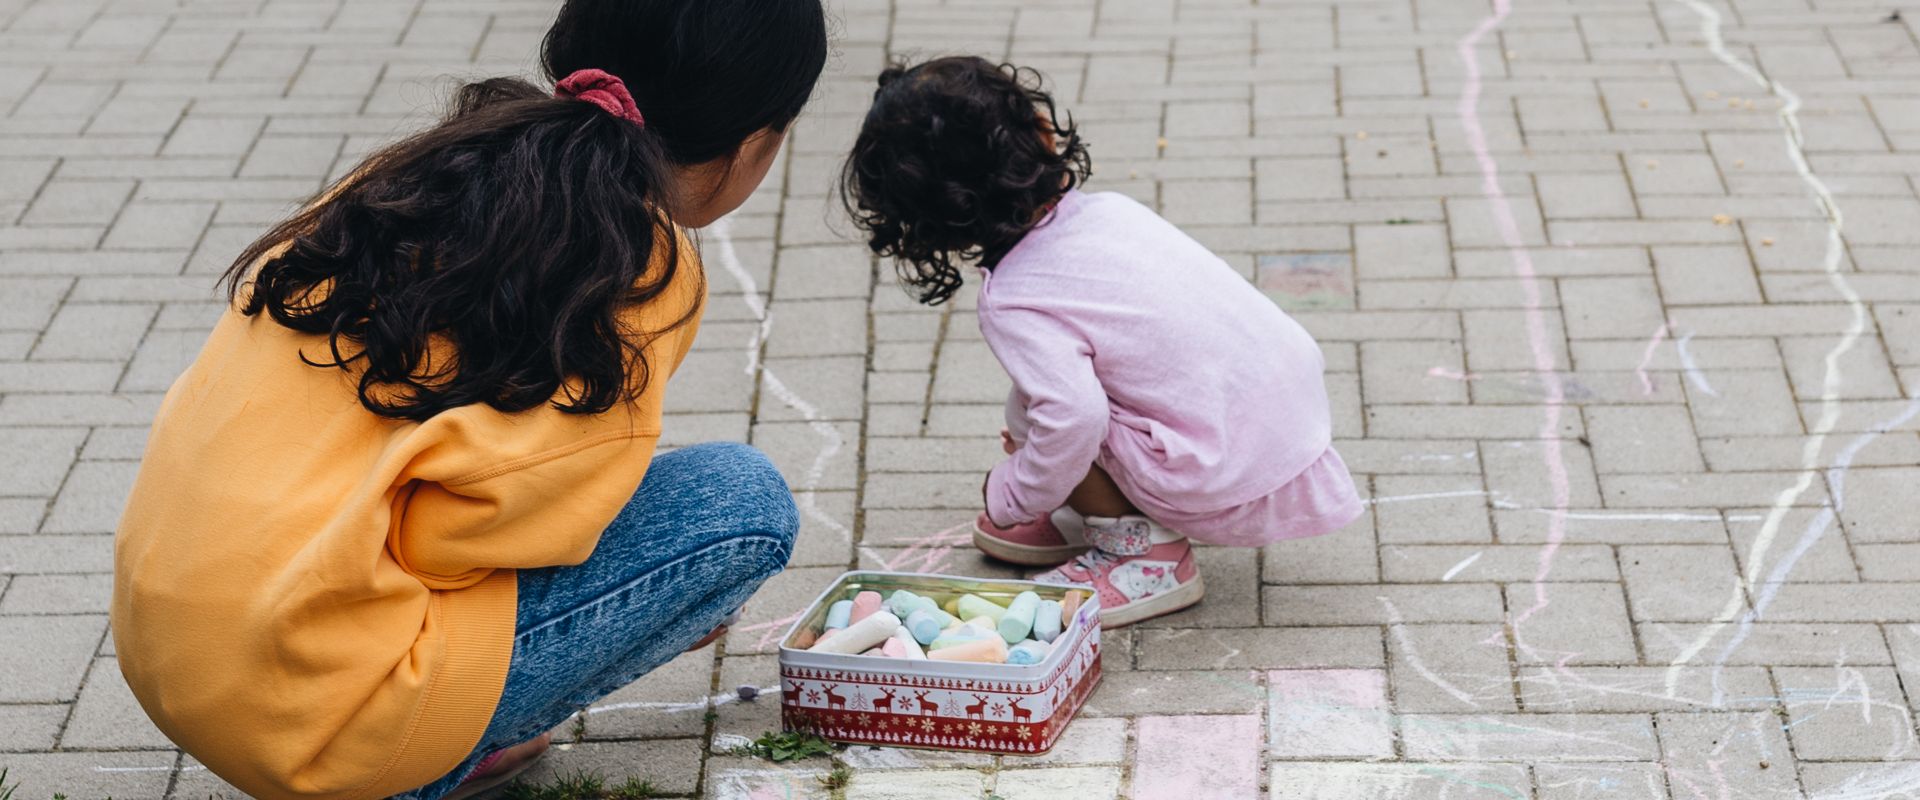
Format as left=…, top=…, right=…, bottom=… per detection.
left=1066, top=547, right=1123, bottom=576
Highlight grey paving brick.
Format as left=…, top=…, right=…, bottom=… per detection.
left=62, top=656, right=174, bottom=749
left=30, top=302, right=155, bottom=362
left=1265, top=763, right=1532, bottom=800
left=0, top=573, right=112, bottom=615
left=0, top=751, right=176, bottom=800
left=1656, top=712, right=1802, bottom=797
left=0, top=427, right=87, bottom=496
left=43, top=460, right=140, bottom=534
left=21, top=179, right=132, bottom=226
left=102, top=201, right=215, bottom=251
left=1621, top=545, right=1747, bottom=622
left=0, top=614, right=104, bottom=702
left=0, top=703, right=67, bottom=750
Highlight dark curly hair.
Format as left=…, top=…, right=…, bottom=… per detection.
left=840, top=57, right=1093, bottom=305
left=222, top=0, right=828, bottom=422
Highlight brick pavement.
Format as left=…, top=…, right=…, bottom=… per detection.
left=3, top=0, right=1920, bottom=797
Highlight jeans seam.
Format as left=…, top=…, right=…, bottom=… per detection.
left=515, top=532, right=790, bottom=643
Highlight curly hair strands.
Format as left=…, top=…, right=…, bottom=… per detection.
left=224, top=0, right=829, bottom=422
left=840, top=57, right=1094, bottom=306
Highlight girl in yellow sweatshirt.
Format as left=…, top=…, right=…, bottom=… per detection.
left=110, top=2, right=827, bottom=798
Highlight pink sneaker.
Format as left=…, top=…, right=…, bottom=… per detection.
left=973, top=507, right=1090, bottom=566
left=1034, top=515, right=1203, bottom=628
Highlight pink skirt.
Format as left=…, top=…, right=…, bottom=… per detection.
left=1118, top=446, right=1363, bottom=548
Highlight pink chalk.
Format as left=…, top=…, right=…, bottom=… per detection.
left=1060, top=590, right=1085, bottom=626
left=816, top=628, right=839, bottom=645
left=849, top=590, right=884, bottom=624
left=881, top=637, right=908, bottom=658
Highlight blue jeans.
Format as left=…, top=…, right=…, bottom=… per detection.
left=393, top=442, right=799, bottom=800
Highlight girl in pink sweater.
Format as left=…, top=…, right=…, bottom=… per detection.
left=842, top=57, right=1362, bottom=626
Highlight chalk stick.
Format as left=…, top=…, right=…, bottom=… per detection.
left=888, top=626, right=926, bottom=660
left=1060, top=591, right=1084, bottom=626
left=824, top=600, right=853, bottom=630
left=861, top=646, right=885, bottom=657
left=927, top=636, right=1009, bottom=664
left=905, top=608, right=955, bottom=644
left=1007, top=639, right=1051, bottom=665
left=791, top=627, right=818, bottom=649
left=880, top=637, right=907, bottom=658
left=929, top=623, right=995, bottom=651
left=997, top=591, right=1040, bottom=644
left=816, top=628, right=839, bottom=645
left=957, top=594, right=1008, bottom=623
left=885, top=590, right=925, bottom=618
left=808, top=610, right=901, bottom=654
left=1033, top=600, right=1063, bottom=643
left=849, top=591, right=884, bottom=625
left=942, top=597, right=962, bottom=617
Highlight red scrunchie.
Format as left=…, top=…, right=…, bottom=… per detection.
left=555, top=69, right=645, bottom=126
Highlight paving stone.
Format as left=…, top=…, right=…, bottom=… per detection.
left=1775, top=665, right=1918, bottom=760
left=1507, top=583, right=1637, bottom=665
left=582, top=649, right=717, bottom=739
left=62, top=656, right=174, bottom=749
left=1640, top=622, right=1892, bottom=668
left=0, top=703, right=67, bottom=750
left=1583, top=405, right=1706, bottom=474
left=1403, top=713, right=1659, bottom=762
left=1656, top=712, right=1802, bottom=798
left=992, top=766, right=1121, bottom=800
left=1079, top=670, right=1266, bottom=717
left=1620, top=545, right=1747, bottom=622
left=0, top=427, right=86, bottom=496
left=0, top=573, right=112, bottom=614
left=0, top=751, right=176, bottom=800
left=0, top=614, right=104, bottom=702
left=1534, top=762, right=1671, bottom=799
left=1387, top=623, right=1517, bottom=712
left=1262, top=509, right=1378, bottom=584
left=1268, top=669, right=1392, bottom=759
left=1382, top=544, right=1616, bottom=584
left=844, top=769, right=988, bottom=800
left=31, top=302, right=156, bottom=362
left=1133, top=715, right=1260, bottom=798
left=512, top=739, right=703, bottom=797
left=1371, top=475, right=1494, bottom=544
left=43, top=459, right=141, bottom=534
left=1265, top=763, right=1532, bottom=799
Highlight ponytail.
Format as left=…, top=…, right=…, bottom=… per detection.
left=223, top=0, right=828, bottom=423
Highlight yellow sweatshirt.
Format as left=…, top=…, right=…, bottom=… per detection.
left=111, top=244, right=704, bottom=800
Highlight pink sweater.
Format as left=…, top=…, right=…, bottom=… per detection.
left=981, top=190, right=1333, bottom=528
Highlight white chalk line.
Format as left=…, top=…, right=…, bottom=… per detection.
left=1382, top=597, right=1479, bottom=707
left=1662, top=0, right=1872, bottom=698
left=708, top=218, right=886, bottom=568
left=1674, top=329, right=1719, bottom=398
left=1441, top=551, right=1483, bottom=582
left=589, top=684, right=779, bottom=716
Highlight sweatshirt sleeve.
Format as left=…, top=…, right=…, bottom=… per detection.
left=387, top=431, right=658, bottom=589
left=387, top=252, right=706, bottom=590
left=981, top=305, right=1109, bottom=527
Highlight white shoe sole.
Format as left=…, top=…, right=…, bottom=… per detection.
left=973, top=523, right=1088, bottom=566
left=1098, top=573, right=1206, bottom=629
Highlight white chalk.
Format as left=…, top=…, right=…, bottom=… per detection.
left=808, top=610, right=901, bottom=654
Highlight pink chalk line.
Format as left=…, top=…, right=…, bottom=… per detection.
left=1635, top=322, right=1669, bottom=396
left=1453, top=0, right=1571, bottom=654
left=879, top=522, right=973, bottom=573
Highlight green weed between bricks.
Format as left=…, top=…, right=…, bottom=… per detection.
left=733, top=731, right=838, bottom=763
left=501, top=772, right=658, bottom=800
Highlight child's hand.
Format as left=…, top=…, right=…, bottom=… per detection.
left=1000, top=428, right=1018, bottom=455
